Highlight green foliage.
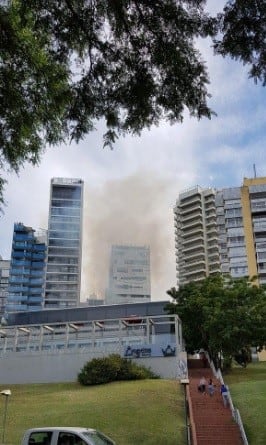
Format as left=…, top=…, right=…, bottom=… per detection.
left=1, top=1, right=266, bottom=206
left=78, top=354, right=159, bottom=385
left=0, top=0, right=214, bottom=206
left=166, top=275, right=266, bottom=369
left=214, top=2, right=266, bottom=85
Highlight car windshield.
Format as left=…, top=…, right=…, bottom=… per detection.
left=82, top=432, right=114, bottom=445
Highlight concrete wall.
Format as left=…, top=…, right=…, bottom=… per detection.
left=0, top=350, right=180, bottom=384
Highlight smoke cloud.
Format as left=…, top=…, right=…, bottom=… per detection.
left=81, top=171, right=177, bottom=301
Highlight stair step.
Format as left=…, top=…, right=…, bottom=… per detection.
left=187, top=364, right=242, bottom=445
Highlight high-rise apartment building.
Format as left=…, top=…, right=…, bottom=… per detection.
left=106, top=245, right=151, bottom=304
left=44, top=178, right=84, bottom=308
left=174, top=186, right=220, bottom=286
left=0, top=257, right=10, bottom=316
left=174, top=177, right=266, bottom=286
left=217, top=177, right=266, bottom=284
left=242, top=177, right=266, bottom=285
left=216, top=186, right=248, bottom=278
left=6, top=223, right=47, bottom=312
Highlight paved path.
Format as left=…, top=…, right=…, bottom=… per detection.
left=188, top=364, right=243, bottom=445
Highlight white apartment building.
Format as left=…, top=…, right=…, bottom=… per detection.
left=174, top=186, right=220, bottom=286
left=106, top=245, right=151, bottom=304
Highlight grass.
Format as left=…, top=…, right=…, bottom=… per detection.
left=224, top=362, right=266, bottom=445
left=3, top=380, right=186, bottom=445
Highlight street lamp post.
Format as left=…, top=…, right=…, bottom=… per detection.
left=1, top=389, right=11, bottom=444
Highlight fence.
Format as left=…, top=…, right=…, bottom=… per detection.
left=210, top=360, right=249, bottom=445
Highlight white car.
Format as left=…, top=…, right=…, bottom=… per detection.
left=22, top=427, right=116, bottom=445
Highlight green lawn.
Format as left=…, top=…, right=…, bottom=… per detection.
left=3, top=380, right=186, bottom=445
left=224, top=362, right=266, bottom=445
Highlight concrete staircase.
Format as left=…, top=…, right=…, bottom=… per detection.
left=188, top=360, right=243, bottom=445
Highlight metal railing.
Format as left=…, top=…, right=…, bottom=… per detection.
left=0, top=314, right=182, bottom=356
left=208, top=358, right=249, bottom=445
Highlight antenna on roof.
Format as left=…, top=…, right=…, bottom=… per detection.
left=253, top=164, right=257, bottom=178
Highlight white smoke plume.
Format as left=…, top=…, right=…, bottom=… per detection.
left=81, top=171, right=178, bottom=301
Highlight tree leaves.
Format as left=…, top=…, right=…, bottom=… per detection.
left=214, top=1, right=266, bottom=85
left=1, top=1, right=266, bottom=207
left=0, top=0, right=214, bottom=205
left=166, top=275, right=266, bottom=367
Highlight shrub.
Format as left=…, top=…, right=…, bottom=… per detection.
left=78, top=354, right=159, bottom=385
left=78, top=356, right=118, bottom=385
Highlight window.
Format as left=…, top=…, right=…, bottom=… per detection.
left=228, top=247, right=246, bottom=257
left=226, top=217, right=243, bottom=228
left=257, top=251, right=266, bottom=260
left=52, top=185, right=81, bottom=200
left=83, top=431, right=115, bottom=445
left=228, top=236, right=245, bottom=246
left=28, top=432, right=52, bottom=445
left=225, top=208, right=242, bottom=217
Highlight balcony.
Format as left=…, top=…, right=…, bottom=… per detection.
left=6, top=294, right=25, bottom=302
left=12, top=241, right=31, bottom=250
left=183, top=250, right=205, bottom=261
left=208, top=246, right=219, bottom=255
left=204, top=202, right=216, bottom=211
left=255, top=241, right=266, bottom=250
left=9, top=277, right=29, bottom=284
left=182, top=217, right=203, bottom=229
left=13, top=234, right=34, bottom=242
left=253, top=225, right=266, bottom=233
left=182, top=242, right=205, bottom=254
left=31, top=262, right=45, bottom=269
left=183, top=267, right=206, bottom=278
left=257, top=267, right=266, bottom=275
left=32, top=253, right=45, bottom=260
left=11, top=268, right=30, bottom=275
left=185, top=258, right=206, bottom=269
left=182, top=227, right=204, bottom=239
left=209, top=266, right=221, bottom=274
left=8, top=288, right=30, bottom=297
left=207, top=234, right=218, bottom=243
left=179, top=204, right=202, bottom=217
left=5, top=304, right=28, bottom=311
left=180, top=210, right=202, bottom=223
left=32, top=245, right=46, bottom=252
left=251, top=202, right=266, bottom=213
left=179, top=195, right=202, bottom=209
left=11, top=260, right=31, bottom=267
left=28, top=296, right=43, bottom=303
left=29, top=278, right=44, bottom=285
left=205, top=219, right=217, bottom=228
left=30, top=270, right=44, bottom=277
left=12, top=251, right=32, bottom=259
left=28, top=288, right=43, bottom=295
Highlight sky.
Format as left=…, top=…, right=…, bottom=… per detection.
left=1, top=3, right=266, bottom=301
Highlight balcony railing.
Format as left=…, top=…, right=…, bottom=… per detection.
left=0, top=315, right=182, bottom=356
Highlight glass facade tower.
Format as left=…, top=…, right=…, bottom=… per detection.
left=6, top=223, right=47, bottom=312
left=44, top=178, right=84, bottom=308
